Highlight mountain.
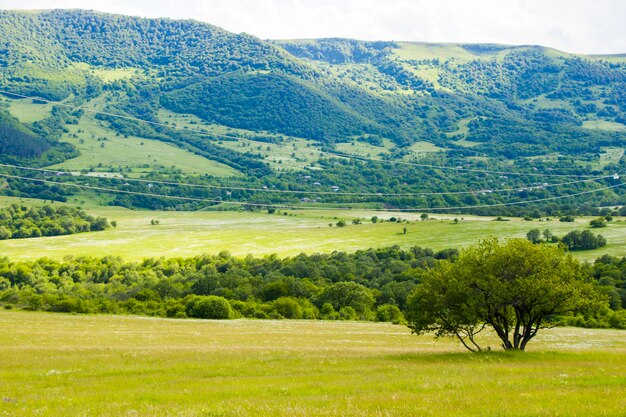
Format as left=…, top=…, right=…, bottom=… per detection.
left=0, top=9, right=625, bottom=214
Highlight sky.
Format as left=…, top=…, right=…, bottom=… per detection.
left=2, top=0, right=625, bottom=55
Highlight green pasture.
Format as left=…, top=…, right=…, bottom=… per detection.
left=6, top=98, right=54, bottom=123
left=159, top=109, right=327, bottom=171
left=335, top=138, right=393, bottom=158
left=583, top=119, right=626, bottom=132
left=597, top=147, right=625, bottom=169
left=405, top=141, right=445, bottom=158
left=2, top=98, right=240, bottom=177
left=394, top=42, right=477, bottom=62
left=74, top=63, right=142, bottom=82
left=49, top=114, right=240, bottom=177
left=0, top=196, right=624, bottom=261
left=0, top=311, right=624, bottom=416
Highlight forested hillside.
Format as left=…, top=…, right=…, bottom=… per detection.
left=1, top=9, right=626, bottom=214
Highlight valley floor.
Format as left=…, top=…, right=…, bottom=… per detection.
left=0, top=311, right=624, bottom=416
left=0, top=196, right=625, bottom=262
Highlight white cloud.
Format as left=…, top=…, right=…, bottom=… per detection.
left=2, top=0, right=625, bottom=54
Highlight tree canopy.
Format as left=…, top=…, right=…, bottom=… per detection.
left=406, top=238, right=606, bottom=351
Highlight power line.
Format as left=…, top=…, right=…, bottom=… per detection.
left=1, top=172, right=622, bottom=213
left=0, top=162, right=613, bottom=197
left=0, top=90, right=599, bottom=179
left=326, top=151, right=599, bottom=179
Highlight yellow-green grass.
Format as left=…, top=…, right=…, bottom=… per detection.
left=219, top=137, right=324, bottom=171
left=445, top=117, right=477, bottom=138
left=454, top=138, right=481, bottom=148
left=0, top=196, right=624, bottom=262
left=49, top=115, right=240, bottom=177
left=335, top=138, right=393, bottom=158
left=402, top=62, right=446, bottom=90
left=394, top=42, right=477, bottom=62
left=158, top=109, right=288, bottom=140
left=159, top=109, right=326, bottom=171
left=6, top=98, right=54, bottom=123
left=597, top=147, right=625, bottom=168
left=0, top=311, right=624, bottom=417
left=523, top=95, right=573, bottom=111
left=583, top=120, right=626, bottom=132
left=405, top=141, right=445, bottom=158
left=71, top=62, right=143, bottom=82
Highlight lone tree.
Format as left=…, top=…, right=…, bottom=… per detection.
left=406, top=238, right=605, bottom=352
left=526, top=228, right=541, bottom=243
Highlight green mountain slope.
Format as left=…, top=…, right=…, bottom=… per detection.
left=1, top=9, right=626, bottom=214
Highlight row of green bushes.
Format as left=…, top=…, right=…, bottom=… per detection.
left=0, top=244, right=624, bottom=327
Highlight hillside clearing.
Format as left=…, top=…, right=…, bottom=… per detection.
left=49, top=114, right=241, bottom=177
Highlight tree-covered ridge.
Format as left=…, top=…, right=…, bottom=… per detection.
left=276, top=39, right=397, bottom=64
left=0, top=203, right=109, bottom=239
left=160, top=73, right=376, bottom=141
left=1, top=10, right=625, bottom=152
left=0, top=10, right=626, bottom=213
left=0, top=9, right=307, bottom=77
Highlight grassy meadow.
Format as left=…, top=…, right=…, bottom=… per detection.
left=0, top=196, right=625, bottom=262
left=3, top=98, right=240, bottom=178
left=49, top=114, right=241, bottom=178
left=0, top=310, right=624, bottom=416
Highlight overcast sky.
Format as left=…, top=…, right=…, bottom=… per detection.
left=2, top=0, right=625, bottom=55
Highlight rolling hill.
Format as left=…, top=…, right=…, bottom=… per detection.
left=0, top=9, right=626, bottom=214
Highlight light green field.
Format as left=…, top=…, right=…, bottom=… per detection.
left=0, top=311, right=624, bottom=417
left=597, top=147, right=625, bottom=168
left=220, top=137, right=323, bottom=171
left=583, top=119, right=626, bottom=132
left=6, top=98, right=54, bottom=123
left=406, top=141, right=445, bottom=157
left=335, top=138, right=393, bottom=158
left=454, top=138, right=481, bottom=148
left=446, top=117, right=476, bottom=138
left=0, top=197, right=624, bottom=262
left=49, top=114, right=240, bottom=177
left=394, top=42, right=477, bottom=62
left=159, top=109, right=326, bottom=171
left=158, top=109, right=288, bottom=140
left=402, top=62, right=445, bottom=89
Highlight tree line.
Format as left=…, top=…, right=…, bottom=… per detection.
left=0, top=243, right=624, bottom=336
left=0, top=204, right=109, bottom=239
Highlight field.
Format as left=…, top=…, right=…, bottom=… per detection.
left=6, top=98, right=54, bottom=123
left=48, top=115, right=241, bottom=178
left=0, top=196, right=625, bottom=262
left=2, top=98, right=241, bottom=178
left=0, top=311, right=624, bottom=416
left=159, top=109, right=327, bottom=171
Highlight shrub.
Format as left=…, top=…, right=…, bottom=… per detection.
left=272, top=297, right=303, bottom=319
left=590, top=218, right=607, bottom=228
left=376, top=304, right=405, bottom=324
left=187, top=296, right=232, bottom=319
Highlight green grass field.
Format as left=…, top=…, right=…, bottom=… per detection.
left=6, top=98, right=54, bottom=123
left=335, top=138, right=393, bottom=158
left=405, top=141, right=446, bottom=158
left=0, top=196, right=624, bottom=262
left=393, top=42, right=477, bottom=62
left=2, top=98, right=240, bottom=178
left=0, top=311, right=624, bottom=416
left=583, top=119, right=626, bottom=132
left=49, top=114, right=240, bottom=177
left=159, top=109, right=331, bottom=171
